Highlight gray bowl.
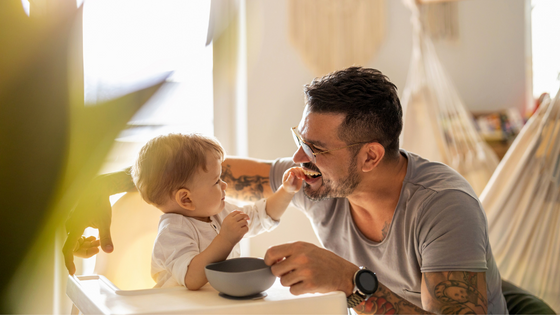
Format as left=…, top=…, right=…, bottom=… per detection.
left=205, top=257, right=276, bottom=297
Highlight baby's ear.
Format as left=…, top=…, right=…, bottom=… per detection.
left=175, top=188, right=195, bottom=210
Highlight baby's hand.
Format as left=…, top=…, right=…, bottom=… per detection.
left=73, top=236, right=101, bottom=258
left=219, top=210, right=250, bottom=246
left=282, top=167, right=305, bottom=194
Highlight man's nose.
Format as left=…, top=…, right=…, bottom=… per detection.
left=292, top=146, right=311, bottom=164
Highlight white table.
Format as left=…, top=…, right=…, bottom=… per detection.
left=66, top=275, right=348, bottom=314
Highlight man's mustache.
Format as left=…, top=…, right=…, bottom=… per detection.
left=302, top=162, right=321, bottom=173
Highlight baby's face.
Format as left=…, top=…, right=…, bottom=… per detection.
left=188, top=154, right=227, bottom=217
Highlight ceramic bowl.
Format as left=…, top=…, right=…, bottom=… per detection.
left=205, top=257, right=276, bottom=297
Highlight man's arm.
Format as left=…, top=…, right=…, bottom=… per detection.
left=354, top=271, right=488, bottom=314
left=221, top=157, right=274, bottom=202
left=421, top=271, right=488, bottom=314
left=264, top=242, right=488, bottom=315
left=63, top=167, right=136, bottom=274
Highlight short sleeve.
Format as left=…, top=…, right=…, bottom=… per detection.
left=151, top=218, right=199, bottom=287
left=417, top=190, right=489, bottom=273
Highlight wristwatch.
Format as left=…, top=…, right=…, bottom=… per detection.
left=347, top=266, right=379, bottom=308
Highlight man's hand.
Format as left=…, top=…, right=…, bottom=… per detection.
left=264, top=241, right=358, bottom=296
left=62, top=185, right=114, bottom=275
left=219, top=210, right=250, bottom=246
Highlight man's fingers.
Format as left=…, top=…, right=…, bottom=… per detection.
left=270, top=256, right=302, bottom=278
left=289, top=281, right=310, bottom=296
left=264, top=242, right=296, bottom=266
left=98, top=226, right=114, bottom=253
left=62, top=232, right=81, bottom=275
left=278, top=268, right=304, bottom=288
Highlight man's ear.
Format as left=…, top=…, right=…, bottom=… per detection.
left=361, top=142, right=385, bottom=173
left=175, top=188, right=195, bottom=210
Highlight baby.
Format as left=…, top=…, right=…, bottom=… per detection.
left=131, top=133, right=303, bottom=289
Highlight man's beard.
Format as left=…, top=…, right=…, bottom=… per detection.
left=303, top=158, right=360, bottom=201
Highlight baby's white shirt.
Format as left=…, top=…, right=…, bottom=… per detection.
left=151, top=199, right=278, bottom=288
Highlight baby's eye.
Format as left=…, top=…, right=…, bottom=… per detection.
left=215, top=179, right=221, bottom=185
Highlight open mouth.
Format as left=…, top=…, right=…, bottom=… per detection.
left=303, top=168, right=322, bottom=179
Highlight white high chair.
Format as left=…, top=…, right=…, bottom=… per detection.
left=66, top=192, right=347, bottom=314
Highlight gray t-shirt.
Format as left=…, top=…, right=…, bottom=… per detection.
left=270, top=149, right=507, bottom=314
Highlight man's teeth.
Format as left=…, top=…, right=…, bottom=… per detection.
left=303, top=169, right=321, bottom=177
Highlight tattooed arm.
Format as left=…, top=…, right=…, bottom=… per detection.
left=221, top=157, right=274, bottom=202
left=355, top=282, right=432, bottom=315
left=422, top=271, right=488, bottom=314
left=354, top=271, right=488, bottom=315
left=265, top=242, right=485, bottom=314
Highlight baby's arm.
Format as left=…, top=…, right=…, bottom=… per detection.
left=184, top=211, right=249, bottom=290
left=265, top=167, right=304, bottom=221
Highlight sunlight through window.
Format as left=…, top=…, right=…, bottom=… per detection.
left=83, top=0, right=214, bottom=172
left=532, top=0, right=560, bottom=98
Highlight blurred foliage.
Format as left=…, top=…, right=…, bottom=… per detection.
left=0, top=1, right=166, bottom=311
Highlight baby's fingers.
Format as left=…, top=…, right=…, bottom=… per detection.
left=231, top=210, right=250, bottom=221
left=73, top=236, right=101, bottom=258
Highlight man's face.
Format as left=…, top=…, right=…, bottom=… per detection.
left=292, top=107, right=361, bottom=201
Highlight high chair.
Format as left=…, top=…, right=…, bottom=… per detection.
left=66, top=192, right=347, bottom=314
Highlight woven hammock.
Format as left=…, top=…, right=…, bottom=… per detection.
left=480, top=91, right=560, bottom=313
left=400, top=0, right=499, bottom=196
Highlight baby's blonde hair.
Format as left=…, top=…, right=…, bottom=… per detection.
left=131, top=133, right=225, bottom=206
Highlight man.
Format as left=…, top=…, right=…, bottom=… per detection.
left=64, top=67, right=507, bottom=314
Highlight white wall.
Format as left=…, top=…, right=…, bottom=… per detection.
left=244, top=0, right=529, bottom=257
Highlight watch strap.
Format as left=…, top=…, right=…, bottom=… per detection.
left=347, top=292, right=365, bottom=308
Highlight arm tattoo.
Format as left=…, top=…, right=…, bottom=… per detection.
left=426, top=271, right=488, bottom=314
left=221, top=164, right=269, bottom=202
left=355, top=284, right=432, bottom=314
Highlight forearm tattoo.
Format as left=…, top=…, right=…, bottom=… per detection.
left=425, top=272, right=488, bottom=314
left=355, top=285, right=432, bottom=315
left=221, top=164, right=269, bottom=202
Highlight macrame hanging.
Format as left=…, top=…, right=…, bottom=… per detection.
left=288, top=0, right=385, bottom=76
left=400, top=0, right=499, bottom=196
left=480, top=91, right=560, bottom=313
left=420, top=1, right=459, bottom=42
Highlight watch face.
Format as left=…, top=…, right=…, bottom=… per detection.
left=357, top=271, right=378, bottom=294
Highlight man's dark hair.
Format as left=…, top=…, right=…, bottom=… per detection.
left=304, top=66, right=403, bottom=159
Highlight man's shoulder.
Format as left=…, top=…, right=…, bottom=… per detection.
left=402, top=150, right=477, bottom=198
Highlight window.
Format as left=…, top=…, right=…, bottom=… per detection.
left=532, top=0, right=560, bottom=99
left=83, top=0, right=213, bottom=173
left=80, top=0, right=213, bottom=274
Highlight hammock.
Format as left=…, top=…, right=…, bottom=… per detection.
left=400, top=0, right=499, bottom=196
left=480, top=91, right=560, bottom=313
